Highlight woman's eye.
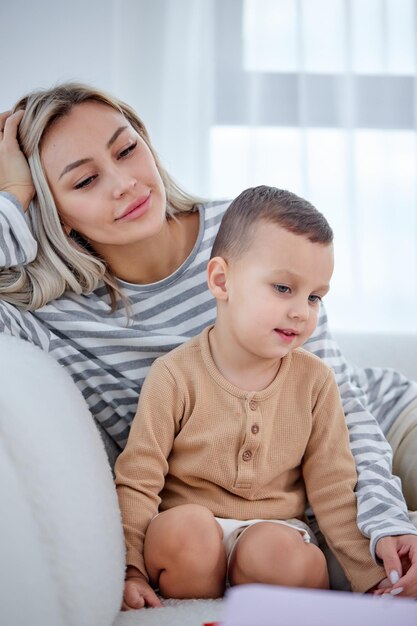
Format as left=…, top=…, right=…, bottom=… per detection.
left=274, top=284, right=290, bottom=294
left=308, top=294, right=322, bottom=303
left=74, top=175, right=96, bottom=190
left=118, top=142, right=137, bottom=159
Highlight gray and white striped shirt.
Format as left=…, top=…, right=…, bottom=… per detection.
left=1, top=192, right=416, bottom=555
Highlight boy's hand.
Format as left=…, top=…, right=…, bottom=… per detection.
left=122, top=566, right=163, bottom=611
left=375, top=534, right=417, bottom=597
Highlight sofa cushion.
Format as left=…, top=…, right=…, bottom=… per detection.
left=0, top=334, right=125, bottom=626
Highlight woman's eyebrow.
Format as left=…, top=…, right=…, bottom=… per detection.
left=59, top=158, right=91, bottom=180
left=107, top=125, right=128, bottom=149
left=59, top=126, right=129, bottom=180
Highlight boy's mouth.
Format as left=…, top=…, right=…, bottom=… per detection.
left=274, top=328, right=300, bottom=343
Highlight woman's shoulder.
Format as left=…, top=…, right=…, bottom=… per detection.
left=198, top=198, right=232, bottom=221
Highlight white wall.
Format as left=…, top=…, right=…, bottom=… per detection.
left=0, top=0, right=118, bottom=109
left=0, top=0, right=213, bottom=196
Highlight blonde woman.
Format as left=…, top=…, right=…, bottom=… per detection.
left=0, top=83, right=416, bottom=601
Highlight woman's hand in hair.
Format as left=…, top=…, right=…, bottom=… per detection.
left=0, top=109, right=35, bottom=211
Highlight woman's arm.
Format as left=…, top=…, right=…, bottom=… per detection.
left=0, top=193, right=37, bottom=267
left=304, top=305, right=417, bottom=554
left=0, top=194, right=50, bottom=349
left=0, top=108, right=37, bottom=267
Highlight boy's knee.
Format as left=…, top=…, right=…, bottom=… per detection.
left=145, top=504, right=224, bottom=569
left=275, top=540, right=328, bottom=590
left=230, top=523, right=328, bottom=589
left=236, top=523, right=302, bottom=564
left=145, top=504, right=226, bottom=598
left=300, top=543, right=329, bottom=588
left=156, top=504, right=222, bottom=547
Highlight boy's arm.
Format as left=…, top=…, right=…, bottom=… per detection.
left=304, top=305, right=417, bottom=553
left=302, top=370, right=386, bottom=593
left=114, top=359, right=182, bottom=580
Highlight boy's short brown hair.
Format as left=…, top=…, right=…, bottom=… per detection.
left=211, top=185, right=333, bottom=260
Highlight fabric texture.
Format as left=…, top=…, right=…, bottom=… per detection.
left=388, top=398, right=417, bottom=513
left=216, top=517, right=313, bottom=555
left=0, top=191, right=416, bottom=554
left=0, top=333, right=125, bottom=626
left=217, top=516, right=314, bottom=586
left=115, top=326, right=385, bottom=592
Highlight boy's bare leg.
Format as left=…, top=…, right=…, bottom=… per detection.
left=144, top=504, right=227, bottom=599
left=228, top=522, right=329, bottom=589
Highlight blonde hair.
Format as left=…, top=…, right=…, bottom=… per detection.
left=0, top=82, right=202, bottom=311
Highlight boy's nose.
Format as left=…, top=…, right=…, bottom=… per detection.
left=288, top=301, right=309, bottom=321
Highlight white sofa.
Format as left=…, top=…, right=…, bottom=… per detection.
left=1, top=332, right=416, bottom=626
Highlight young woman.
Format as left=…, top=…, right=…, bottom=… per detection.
left=0, top=82, right=416, bottom=597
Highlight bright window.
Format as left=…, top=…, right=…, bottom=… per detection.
left=209, top=0, right=417, bottom=333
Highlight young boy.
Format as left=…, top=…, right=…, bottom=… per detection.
left=115, top=185, right=386, bottom=610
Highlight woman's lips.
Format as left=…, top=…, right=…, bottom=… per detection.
left=116, top=193, right=151, bottom=221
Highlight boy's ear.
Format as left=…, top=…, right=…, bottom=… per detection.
left=207, top=256, right=228, bottom=301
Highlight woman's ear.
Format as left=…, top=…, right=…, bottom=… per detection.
left=207, top=256, right=228, bottom=301
left=61, top=221, right=72, bottom=236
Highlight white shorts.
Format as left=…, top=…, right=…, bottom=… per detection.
left=215, top=516, right=315, bottom=573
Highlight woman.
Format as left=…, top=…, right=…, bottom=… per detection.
left=0, top=82, right=416, bottom=598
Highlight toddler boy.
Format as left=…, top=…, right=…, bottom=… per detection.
left=115, top=185, right=386, bottom=610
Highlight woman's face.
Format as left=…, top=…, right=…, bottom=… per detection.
left=40, top=101, right=167, bottom=250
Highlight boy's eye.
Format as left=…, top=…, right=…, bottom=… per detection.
left=308, top=294, right=322, bottom=303
left=274, top=284, right=290, bottom=294
left=118, top=142, right=137, bottom=159
left=74, top=175, right=96, bottom=190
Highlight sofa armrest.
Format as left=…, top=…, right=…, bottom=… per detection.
left=0, top=335, right=125, bottom=626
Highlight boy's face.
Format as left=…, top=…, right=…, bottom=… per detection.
left=221, top=221, right=334, bottom=362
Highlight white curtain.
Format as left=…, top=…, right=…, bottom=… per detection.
left=121, top=0, right=417, bottom=334
left=113, top=0, right=215, bottom=195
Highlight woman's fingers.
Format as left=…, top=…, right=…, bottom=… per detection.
left=0, top=110, right=12, bottom=130
left=0, top=109, right=35, bottom=210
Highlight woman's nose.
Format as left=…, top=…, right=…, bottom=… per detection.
left=111, top=169, right=137, bottom=198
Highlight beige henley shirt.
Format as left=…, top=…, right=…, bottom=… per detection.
left=115, top=326, right=385, bottom=592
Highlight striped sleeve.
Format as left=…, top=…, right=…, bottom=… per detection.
left=304, top=305, right=417, bottom=560
left=0, top=299, right=51, bottom=351
left=346, top=362, right=417, bottom=438
left=0, top=193, right=38, bottom=267
left=0, top=193, right=50, bottom=350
